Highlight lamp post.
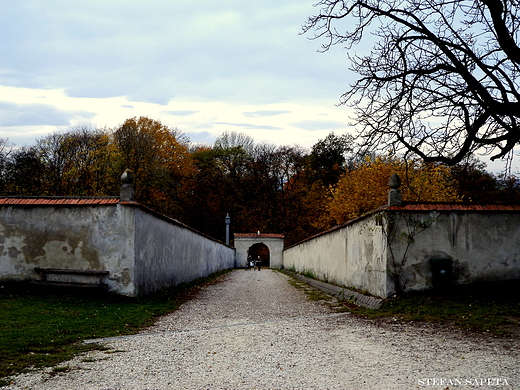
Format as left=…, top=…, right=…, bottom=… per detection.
left=225, top=213, right=230, bottom=245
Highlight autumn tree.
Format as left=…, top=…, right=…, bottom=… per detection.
left=0, top=138, right=13, bottom=194
left=112, top=116, right=192, bottom=210
left=264, top=144, right=308, bottom=235
left=213, top=131, right=254, bottom=181
left=450, top=157, right=501, bottom=202
left=283, top=172, right=332, bottom=244
left=241, top=143, right=308, bottom=235
left=34, top=132, right=69, bottom=195
left=309, top=132, right=354, bottom=186
left=182, top=135, right=310, bottom=244
left=30, top=128, right=118, bottom=196
left=327, top=157, right=461, bottom=224
left=182, top=145, right=233, bottom=239
left=59, top=127, right=116, bottom=196
left=183, top=135, right=284, bottom=240
left=281, top=135, right=349, bottom=244
left=4, top=147, right=46, bottom=196
left=240, top=143, right=278, bottom=232
left=450, top=157, right=520, bottom=203
left=304, top=0, right=520, bottom=165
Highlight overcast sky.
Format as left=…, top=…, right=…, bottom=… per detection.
left=0, top=1, right=358, bottom=151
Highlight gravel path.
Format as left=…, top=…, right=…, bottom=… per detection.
left=6, top=269, right=519, bottom=389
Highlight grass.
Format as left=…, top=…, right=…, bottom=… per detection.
left=285, top=275, right=349, bottom=312
left=348, top=280, right=520, bottom=336
left=288, top=278, right=328, bottom=301
left=0, top=269, right=231, bottom=386
left=282, top=270, right=520, bottom=336
left=300, top=269, right=317, bottom=280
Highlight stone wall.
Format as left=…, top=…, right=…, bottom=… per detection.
left=0, top=202, right=136, bottom=295
left=283, top=214, right=389, bottom=298
left=133, top=206, right=235, bottom=295
left=389, top=209, right=520, bottom=295
left=0, top=199, right=235, bottom=296
left=283, top=206, right=520, bottom=298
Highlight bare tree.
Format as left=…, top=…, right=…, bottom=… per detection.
left=303, top=0, right=520, bottom=165
left=0, top=138, right=13, bottom=192
left=213, top=131, right=254, bottom=179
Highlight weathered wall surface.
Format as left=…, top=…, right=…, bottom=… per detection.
left=283, top=228, right=347, bottom=284
left=0, top=202, right=235, bottom=296
left=344, top=217, right=388, bottom=298
left=390, top=211, right=520, bottom=295
left=0, top=204, right=136, bottom=295
left=283, top=209, right=520, bottom=298
left=283, top=216, right=388, bottom=297
left=133, top=207, right=235, bottom=295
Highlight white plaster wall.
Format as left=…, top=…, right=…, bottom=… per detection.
left=133, top=208, right=235, bottom=295
left=283, top=228, right=347, bottom=284
left=267, top=238, right=284, bottom=269
left=283, top=215, right=388, bottom=297
left=0, top=204, right=235, bottom=296
left=390, top=211, right=520, bottom=294
left=234, top=237, right=284, bottom=269
left=344, top=216, right=388, bottom=297
left=283, top=210, right=520, bottom=298
left=0, top=204, right=136, bottom=295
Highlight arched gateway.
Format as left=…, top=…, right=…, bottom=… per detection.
left=234, top=233, right=284, bottom=269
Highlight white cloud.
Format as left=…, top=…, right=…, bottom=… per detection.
left=0, top=84, right=355, bottom=149
left=0, top=1, right=356, bottom=150
left=213, top=122, right=283, bottom=130
left=243, top=111, right=291, bottom=118
left=290, top=120, right=348, bottom=131
left=162, top=110, right=200, bottom=117
left=0, top=101, right=94, bottom=127
left=0, top=1, right=347, bottom=102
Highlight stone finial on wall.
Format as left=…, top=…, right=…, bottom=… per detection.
left=388, top=172, right=402, bottom=206
left=120, top=169, right=135, bottom=201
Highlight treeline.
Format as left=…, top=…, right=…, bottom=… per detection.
left=1, top=116, right=518, bottom=246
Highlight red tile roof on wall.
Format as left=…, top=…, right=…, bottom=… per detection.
left=234, top=233, right=285, bottom=238
left=285, top=202, right=520, bottom=250
left=0, top=197, right=120, bottom=206
left=387, top=202, right=520, bottom=212
left=0, top=196, right=232, bottom=246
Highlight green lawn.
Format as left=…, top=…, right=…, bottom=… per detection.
left=348, top=279, right=520, bottom=335
left=0, top=270, right=230, bottom=386
left=283, top=270, right=520, bottom=336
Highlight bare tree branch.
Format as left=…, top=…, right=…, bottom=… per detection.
left=304, top=0, right=520, bottom=164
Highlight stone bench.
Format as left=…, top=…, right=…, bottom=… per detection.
left=33, top=267, right=109, bottom=289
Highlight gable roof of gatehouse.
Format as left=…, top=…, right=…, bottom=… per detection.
left=234, top=233, right=285, bottom=239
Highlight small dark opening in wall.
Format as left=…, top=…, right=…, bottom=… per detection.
left=430, top=258, right=453, bottom=289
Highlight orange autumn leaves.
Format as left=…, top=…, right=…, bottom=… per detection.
left=113, top=116, right=192, bottom=204
left=326, top=157, right=461, bottom=225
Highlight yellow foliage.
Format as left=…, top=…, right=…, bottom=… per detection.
left=113, top=116, right=193, bottom=203
left=327, top=157, right=461, bottom=224
left=115, top=116, right=191, bottom=174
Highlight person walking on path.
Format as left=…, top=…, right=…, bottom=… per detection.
left=256, top=256, right=261, bottom=271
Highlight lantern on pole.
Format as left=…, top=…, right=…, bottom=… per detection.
left=225, top=213, right=230, bottom=245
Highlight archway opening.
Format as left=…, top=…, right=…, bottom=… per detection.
left=248, top=243, right=270, bottom=268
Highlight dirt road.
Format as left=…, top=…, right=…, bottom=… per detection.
left=6, top=269, right=518, bottom=389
